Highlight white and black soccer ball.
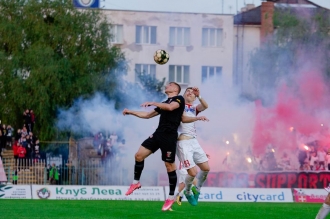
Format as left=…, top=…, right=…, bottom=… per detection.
left=154, top=50, right=169, bottom=65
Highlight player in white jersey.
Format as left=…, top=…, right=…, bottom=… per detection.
left=175, top=161, right=196, bottom=205
left=178, top=87, right=210, bottom=206
left=315, top=186, right=330, bottom=219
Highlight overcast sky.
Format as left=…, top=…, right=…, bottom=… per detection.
left=101, top=0, right=330, bottom=14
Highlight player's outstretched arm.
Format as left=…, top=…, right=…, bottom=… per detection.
left=192, top=87, right=208, bottom=112
left=141, top=101, right=180, bottom=111
left=181, top=115, right=209, bottom=123
left=122, top=108, right=159, bottom=119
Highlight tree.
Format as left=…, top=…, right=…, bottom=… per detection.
left=249, top=7, right=330, bottom=100
left=0, top=0, right=125, bottom=139
left=112, top=70, right=166, bottom=110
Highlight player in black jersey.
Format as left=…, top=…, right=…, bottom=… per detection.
left=122, top=82, right=185, bottom=211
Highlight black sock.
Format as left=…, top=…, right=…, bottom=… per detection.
left=134, top=160, right=144, bottom=181
left=167, top=170, right=177, bottom=196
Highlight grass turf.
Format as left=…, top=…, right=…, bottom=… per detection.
left=0, top=199, right=324, bottom=219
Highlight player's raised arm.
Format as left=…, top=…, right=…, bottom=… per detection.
left=181, top=115, right=209, bottom=123
left=141, top=96, right=183, bottom=111
left=122, top=108, right=159, bottom=119
left=192, top=87, right=208, bottom=112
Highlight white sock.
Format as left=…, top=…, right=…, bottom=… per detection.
left=179, top=190, right=184, bottom=196
left=316, top=204, right=330, bottom=219
left=133, top=180, right=139, bottom=184
left=168, top=195, right=175, bottom=200
left=185, top=175, right=195, bottom=194
left=196, top=170, right=209, bottom=191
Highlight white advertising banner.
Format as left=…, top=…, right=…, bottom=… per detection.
left=165, top=187, right=293, bottom=202
left=31, top=185, right=165, bottom=201
left=293, top=188, right=328, bottom=203
left=0, top=185, right=31, bottom=199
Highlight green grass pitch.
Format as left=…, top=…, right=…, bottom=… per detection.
left=0, top=199, right=324, bottom=219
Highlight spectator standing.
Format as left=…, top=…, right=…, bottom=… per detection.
left=317, top=147, right=326, bottom=170
left=34, top=140, right=40, bottom=161
left=49, top=164, right=59, bottom=185
left=310, top=152, right=318, bottom=171
left=29, top=132, right=37, bottom=145
left=298, top=148, right=308, bottom=170
left=15, top=129, right=21, bottom=141
left=17, top=143, right=26, bottom=171
left=21, top=127, right=28, bottom=137
left=109, top=132, right=118, bottom=146
left=12, top=169, right=18, bottom=185
left=279, top=152, right=291, bottom=170
left=1, top=124, right=6, bottom=150
left=326, top=151, right=330, bottom=171
left=30, top=109, right=35, bottom=132
left=23, top=109, right=32, bottom=133
left=6, top=125, right=13, bottom=147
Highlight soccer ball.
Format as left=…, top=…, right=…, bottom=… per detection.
left=154, top=50, right=169, bottom=65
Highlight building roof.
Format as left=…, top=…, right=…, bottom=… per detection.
left=234, top=6, right=261, bottom=25
left=234, top=0, right=329, bottom=25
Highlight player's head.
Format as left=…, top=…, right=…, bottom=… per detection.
left=183, top=87, right=196, bottom=103
left=165, top=82, right=181, bottom=95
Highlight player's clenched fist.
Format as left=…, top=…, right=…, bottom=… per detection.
left=122, top=108, right=131, bottom=116
left=192, top=87, right=200, bottom=97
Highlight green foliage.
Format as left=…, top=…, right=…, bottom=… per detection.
left=136, top=71, right=166, bottom=101
left=0, top=0, right=125, bottom=139
left=249, top=8, right=330, bottom=96
left=113, top=70, right=166, bottom=110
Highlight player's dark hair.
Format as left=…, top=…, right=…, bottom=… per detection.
left=184, top=87, right=193, bottom=94
left=169, top=82, right=181, bottom=94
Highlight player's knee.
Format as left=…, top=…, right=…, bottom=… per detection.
left=165, top=162, right=176, bottom=172
left=202, top=165, right=210, bottom=172
left=188, top=168, right=197, bottom=177
left=189, top=172, right=197, bottom=177
left=135, top=153, right=144, bottom=162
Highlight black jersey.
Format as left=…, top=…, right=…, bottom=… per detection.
left=154, top=95, right=185, bottom=134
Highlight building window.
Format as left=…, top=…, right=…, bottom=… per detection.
left=201, top=66, right=222, bottom=83
left=169, top=65, right=189, bottom=84
left=110, top=24, right=123, bottom=44
left=135, top=64, right=156, bottom=82
left=169, top=27, right=190, bottom=46
left=202, top=28, right=223, bottom=47
left=136, top=26, right=157, bottom=44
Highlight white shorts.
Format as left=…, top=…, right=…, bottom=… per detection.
left=177, top=169, right=187, bottom=184
left=176, top=138, right=208, bottom=170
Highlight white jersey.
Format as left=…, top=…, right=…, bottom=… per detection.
left=178, top=103, right=199, bottom=138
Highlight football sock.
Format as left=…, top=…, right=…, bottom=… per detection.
left=316, top=204, right=330, bottom=219
left=196, top=170, right=209, bottom=191
left=185, top=175, right=195, bottom=195
left=168, top=195, right=175, bottom=200
left=133, top=160, right=144, bottom=182
left=168, top=170, right=177, bottom=196
left=179, top=190, right=184, bottom=196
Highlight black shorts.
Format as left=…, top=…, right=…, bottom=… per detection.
left=141, top=132, right=177, bottom=163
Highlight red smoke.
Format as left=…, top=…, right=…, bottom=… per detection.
left=252, top=70, right=330, bottom=156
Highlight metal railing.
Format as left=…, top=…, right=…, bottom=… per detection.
left=1, top=157, right=147, bottom=185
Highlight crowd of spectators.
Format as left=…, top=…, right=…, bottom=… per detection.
left=1, top=108, right=41, bottom=171
left=249, top=142, right=330, bottom=172
left=93, top=131, right=126, bottom=163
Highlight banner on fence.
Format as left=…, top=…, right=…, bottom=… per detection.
left=293, top=188, right=328, bottom=203
left=31, top=185, right=164, bottom=201
left=202, top=172, right=330, bottom=189
left=0, top=185, right=31, bottom=199
left=165, top=187, right=293, bottom=202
